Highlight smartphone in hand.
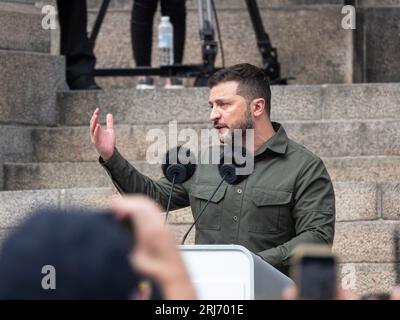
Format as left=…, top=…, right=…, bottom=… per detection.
left=290, top=244, right=337, bottom=300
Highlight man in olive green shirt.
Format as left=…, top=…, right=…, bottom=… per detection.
left=89, top=63, right=335, bottom=275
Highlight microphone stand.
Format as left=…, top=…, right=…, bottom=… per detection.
left=181, top=173, right=227, bottom=245
left=164, top=173, right=177, bottom=224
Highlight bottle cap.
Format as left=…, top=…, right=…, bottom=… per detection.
left=161, top=16, right=170, bottom=22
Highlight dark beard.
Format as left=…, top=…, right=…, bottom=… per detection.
left=232, top=107, right=254, bottom=138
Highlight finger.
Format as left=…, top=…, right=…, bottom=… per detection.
left=131, top=249, right=158, bottom=278
left=111, top=198, right=138, bottom=224
left=111, top=197, right=164, bottom=231
left=391, top=286, right=400, bottom=300
left=112, top=201, right=145, bottom=226
left=90, top=112, right=100, bottom=138
left=106, top=113, right=114, bottom=131
left=113, top=205, right=129, bottom=221
left=107, top=194, right=122, bottom=213
left=93, top=123, right=100, bottom=144
left=336, top=286, right=359, bottom=300
left=112, top=196, right=163, bottom=217
left=90, top=108, right=100, bottom=126
left=281, top=285, right=298, bottom=300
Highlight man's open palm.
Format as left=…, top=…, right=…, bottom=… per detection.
left=90, top=108, right=116, bottom=161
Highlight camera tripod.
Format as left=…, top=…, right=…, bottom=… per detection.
left=90, top=0, right=287, bottom=85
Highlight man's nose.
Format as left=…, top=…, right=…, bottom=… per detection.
left=209, top=107, right=221, bottom=121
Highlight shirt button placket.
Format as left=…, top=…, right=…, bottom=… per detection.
left=230, top=186, right=244, bottom=243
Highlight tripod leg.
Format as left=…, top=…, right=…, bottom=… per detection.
left=195, top=0, right=218, bottom=86
left=245, top=0, right=282, bottom=82
left=89, top=0, right=111, bottom=50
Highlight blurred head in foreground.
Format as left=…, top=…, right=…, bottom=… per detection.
left=0, top=208, right=144, bottom=299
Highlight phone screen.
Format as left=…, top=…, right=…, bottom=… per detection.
left=299, top=256, right=336, bottom=300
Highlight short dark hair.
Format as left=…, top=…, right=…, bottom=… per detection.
left=208, top=63, right=272, bottom=116
left=0, top=208, right=144, bottom=299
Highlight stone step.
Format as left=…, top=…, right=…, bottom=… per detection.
left=86, top=0, right=400, bottom=9
left=4, top=161, right=158, bottom=190
left=4, top=159, right=400, bottom=221
left=357, top=0, right=400, bottom=6
left=4, top=157, right=400, bottom=191
left=0, top=79, right=392, bottom=128
left=87, top=4, right=352, bottom=86
left=0, top=0, right=36, bottom=4
left=0, top=126, right=35, bottom=164
left=86, top=0, right=344, bottom=10
left=0, top=1, right=50, bottom=53
left=58, top=83, right=400, bottom=126
left=0, top=186, right=399, bottom=242
left=0, top=125, right=35, bottom=190
left=0, top=50, right=64, bottom=126
left=31, top=119, right=400, bottom=162
left=0, top=187, right=191, bottom=232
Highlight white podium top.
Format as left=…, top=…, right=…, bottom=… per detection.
left=180, top=244, right=293, bottom=300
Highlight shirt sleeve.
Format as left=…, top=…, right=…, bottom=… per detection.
left=257, top=157, right=336, bottom=270
left=100, top=148, right=190, bottom=211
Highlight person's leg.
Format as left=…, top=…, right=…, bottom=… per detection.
left=131, top=0, right=158, bottom=89
left=131, top=0, right=158, bottom=67
left=57, top=0, right=100, bottom=89
left=160, top=0, right=186, bottom=65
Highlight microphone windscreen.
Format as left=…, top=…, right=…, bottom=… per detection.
left=218, top=146, right=251, bottom=185
left=218, top=163, right=242, bottom=184
left=162, top=146, right=197, bottom=183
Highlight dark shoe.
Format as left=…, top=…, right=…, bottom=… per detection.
left=136, top=76, right=155, bottom=90
left=68, top=75, right=101, bottom=90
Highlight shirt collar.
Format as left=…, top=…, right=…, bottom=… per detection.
left=254, top=122, right=288, bottom=157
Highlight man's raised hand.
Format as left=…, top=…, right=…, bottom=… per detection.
left=89, top=108, right=116, bottom=161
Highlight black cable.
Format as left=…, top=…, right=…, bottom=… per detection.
left=181, top=173, right=227, bottom=245
left=211, top=0, right=225, bottom=68
left=164, top=174, right=176, bottom=224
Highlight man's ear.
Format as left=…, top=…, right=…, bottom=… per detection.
left=251, top=98, right=266, bottom=118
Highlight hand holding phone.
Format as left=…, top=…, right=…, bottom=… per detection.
left=290, top=244, right=337, bottom=300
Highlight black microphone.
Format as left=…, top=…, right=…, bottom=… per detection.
left=181, top=147, right=252, bottom=245
left=161, top=146, right=196, bottom=223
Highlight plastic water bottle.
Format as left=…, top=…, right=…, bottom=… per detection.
left=158, top=16, right=174, bottom=66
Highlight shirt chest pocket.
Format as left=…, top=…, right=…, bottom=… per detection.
left=248, top=188, right=292, bottom=234
left=190, top=184, right=227, bottom=230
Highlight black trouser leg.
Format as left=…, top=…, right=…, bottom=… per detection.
left=160, top=0, right=186, bottom=64
left=131, top=0, right=158, bottom=67
left=57, top=0, right=96, bottom=84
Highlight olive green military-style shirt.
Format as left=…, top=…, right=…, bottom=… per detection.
left=100, top=122, right=335, bottom=275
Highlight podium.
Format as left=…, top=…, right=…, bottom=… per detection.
left=179, top=245, right=293, bottom=300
